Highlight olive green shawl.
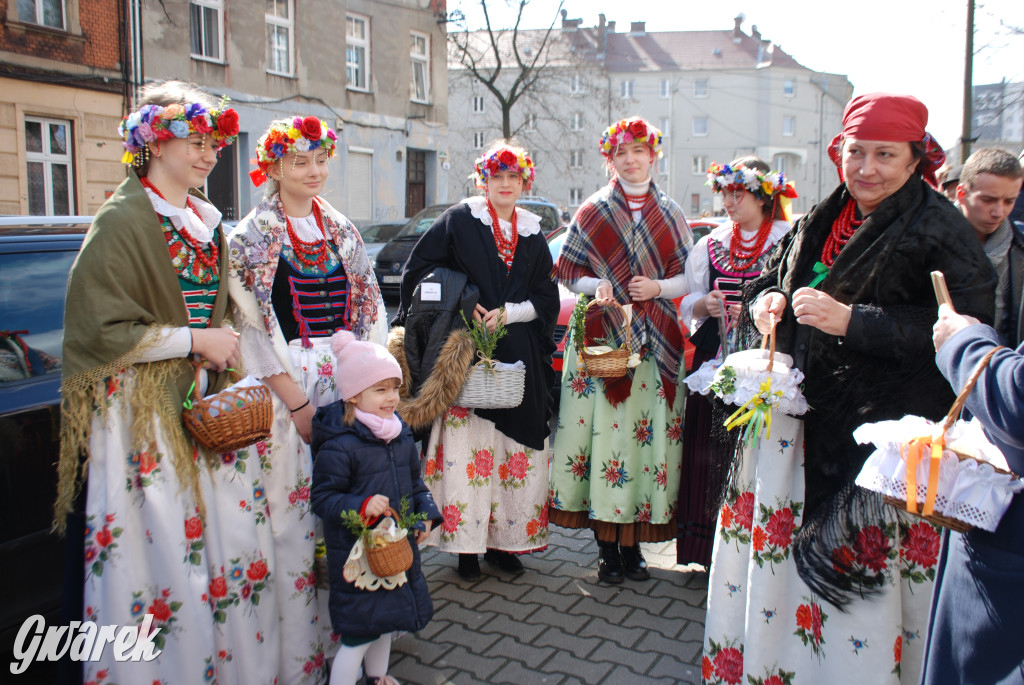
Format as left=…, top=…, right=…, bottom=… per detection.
left=55, top=170, right=230, bottom=532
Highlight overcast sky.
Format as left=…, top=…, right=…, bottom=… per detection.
left=449, top=0, right=1024, bottom=150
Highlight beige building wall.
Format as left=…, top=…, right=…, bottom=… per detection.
left=0, top=78, right=124, bottom=215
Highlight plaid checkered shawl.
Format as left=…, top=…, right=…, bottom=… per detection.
left=556, top=179, right=692, bottom=408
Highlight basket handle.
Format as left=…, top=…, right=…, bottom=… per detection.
left=584, top=299, right=631, bottom=347
left=182, top=360, right=240, bottom=410
left=941, top=345, right=1005, bottom=433
left=759, top=313, right=778, bottom=373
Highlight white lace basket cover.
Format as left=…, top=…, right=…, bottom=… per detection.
left=854, top=416, right=1023, bottom=532
left=684, top=348, right=809, bottom=417
left=342, top=519, right=410, bottom=591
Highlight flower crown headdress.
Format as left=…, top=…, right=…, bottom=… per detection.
left=249, top=116, right=339, bottom=186
left=471, top=146, right=535, bottom=190
left=118, top=100, right=240, bottom=166
left=706, top=162, right=798, bottom=201
left=598, top=117, right=662, bottom=158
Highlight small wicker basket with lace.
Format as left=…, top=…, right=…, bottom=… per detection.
left=182, top=363, right=273, bottom=452
left=580, top=300, right=631, bottom=378
left=454, top=360, right=525, bottom=409
left=364, top=507, right=414, bottom=578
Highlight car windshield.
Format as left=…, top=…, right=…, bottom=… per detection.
left=396, top=206, right=449, bottom=239
left=361, top=222, right=404, bottom=243
left=522, top=203, right=560, bottom=234
left=0, top=249, right=76, bottom=383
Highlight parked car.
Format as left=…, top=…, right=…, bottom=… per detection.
left=358, top=219, right=406, bottom=264
left=518, top=196, right=562, bottom=236
left=0, top=215, right=91, bottom=680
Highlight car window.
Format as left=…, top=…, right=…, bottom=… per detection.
left=397, top=206, right=449, bottom=238
left=0, top=249, right=76, bottom=383
left=361, top=223, right=403, bottom=243
left=523, top=204, right=559, bottom=234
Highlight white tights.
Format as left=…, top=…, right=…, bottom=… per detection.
left=329, top=632, right=393, bottom=685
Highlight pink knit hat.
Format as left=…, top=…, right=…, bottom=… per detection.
left=330, top=331, right=403, bottom=401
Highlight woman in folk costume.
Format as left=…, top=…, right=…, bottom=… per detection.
left=397, top=142, right=558, bottom=580
left=228, top=116, right=387, bottom=681
left=675, top=158, right=795, bottom=568
left=701, top=94, right=995, bottom=685
left=550, top=117, right=693, bottom=584
left=55, top=80, right=243, bottom=682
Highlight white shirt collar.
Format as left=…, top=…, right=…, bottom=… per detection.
left=143, top=188, right=221, bottom=244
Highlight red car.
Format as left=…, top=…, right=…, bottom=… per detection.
left=546, top=227, right=695, bottom=377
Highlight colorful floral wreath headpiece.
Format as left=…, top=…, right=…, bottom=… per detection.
left=249, top=116, right=338, bottom=186
left=706, top=162, right=798, bottom=201
left=598, top=117, right=662, bottom=158
left=470, top=146, right=535, bottom=190
left=118, top=101, right=240, bottom=166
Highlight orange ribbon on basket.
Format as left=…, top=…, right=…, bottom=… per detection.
left=901, top=434, right=945, bottom=516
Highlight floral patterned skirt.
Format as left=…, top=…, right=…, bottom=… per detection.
left=702, top=414, right=940, bottom=685
left=549, top=342, right=684, bottom=529
left=422, top=407, right=549, bottom=554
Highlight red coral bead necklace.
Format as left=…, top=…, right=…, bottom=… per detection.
left=140, top=176, right=220, bottom=269
left=727, top=215, right=774, bottom=272
left=284, top=200, right=331, bottom=269
left=487, top=199, right=518, bottom=270
left=820, top=198, right=863, bottom=267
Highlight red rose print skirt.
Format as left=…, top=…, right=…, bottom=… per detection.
left=702, top=413, right=939, bottom=685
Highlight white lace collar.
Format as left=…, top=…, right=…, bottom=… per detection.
left=144, top=187, right=222, bottom=244
left=462, top=195, right=542, bottom=237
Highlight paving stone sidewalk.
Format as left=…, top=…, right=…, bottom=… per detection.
left=387, top=528, right=709, bottom=684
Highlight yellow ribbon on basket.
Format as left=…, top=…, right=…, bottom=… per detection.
left=901, top=434, right=945, bottom=516
left=723, top=378, right=782, bottom=447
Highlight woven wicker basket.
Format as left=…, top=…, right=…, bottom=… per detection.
left=454, top=361, right=526, bottom=409
left=182, top=364, right=273, bottom=453
left=883, top=346, right=1008, bottom=532
left=580, top=300, right=631, bottom=378
left=365, top=507, right=414, bottom=578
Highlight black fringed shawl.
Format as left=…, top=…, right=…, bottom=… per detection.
left=740, top=176, right=996, bottom=608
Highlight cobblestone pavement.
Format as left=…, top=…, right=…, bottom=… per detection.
left=387, top=528, right=709, bottom=684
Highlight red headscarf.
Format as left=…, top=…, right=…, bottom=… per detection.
left=827, top=93, right=945, bottom=187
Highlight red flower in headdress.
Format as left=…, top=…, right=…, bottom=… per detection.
left=216, top=109, right=239, bottom=137
left=300, top=116, right=322, bottom=140
left=498, top=149, right=518, bottom=167
left=627, top=120, right=647, bottom=139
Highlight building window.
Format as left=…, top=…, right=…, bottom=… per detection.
left=571, top=112, right=584, bottom=131
left=659, top=117, right=669, bottom=136
left=620, top=80, right=634, bottom=99
left=773, top=154, right=788, bottom=174
left=694, top=79, right=709, bottom=98
left=17, top=0, right=64, bottom=29
left=410, top=31, right=430, bottom=103
left=190, top=0, right=224, bottom=61
left=660, top=79, right=671, bottom=99
left=569, top=188, right=584, bottom=206
left=346, top=14, right=370, bottom=91
left=570, top=150, right=584, bottom=168
left=692, top=154, right=707, bottom=175
left=569, top=75, right=584, bottom=94
left=693, top=117, right=708, bottom=136
left=691, top=194, right=700, bottom=216
left=524, top=113, right=537, bottom=131
left=658, top=155, right=668, bottom=175
left=266, top=0, right=293, bottom=75
left=783, top=78, right=795, bottom=96
left=782, top=115, right=795, bottom=137
left=472, top=96, right=485, bottom=113
left=473, top=131, right=485, bottom=149
left=25, top=116, right=74, bottom=216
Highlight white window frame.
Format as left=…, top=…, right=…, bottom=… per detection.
left=620, top=80, right=634, bottom=99
left=571, top=112, right=584, bottom=131
left=265, top=0, right=293, bottom=76
left=773, top=154, right=788, bottom=175
left=190, top=0, right=224, bottom=63
left=693, top=117, right=708, bottom=137
left=524, top=112, right=537, bottom=131
left=692, top=154, right=708, bottom=175
left=569, top=75, right=584, bottom=95
left=783, top=78, right=795, bottom=97
left=569, top=188, right=584, bottom=206
left=694, top=79, right=709, bottom=98
left=473, top=131, right=485, bottom=149
left=660, top=79, right=671, bottom=99
left=659, top=117, right=669, bottom=137
left=658, top=155, right=668, bottom=176
left=472, top=96, right=485, bottom=113
left=782, top=115, right=795, bottom=137
left=18, top=0, right=65, bottom=30
left=25, top=115, right=75, bottom=216
left=346, top=13, right=371, bottom=92
left=410, top=30, right=430, bottom=104
left=569, top=149, right=584, bottom=169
